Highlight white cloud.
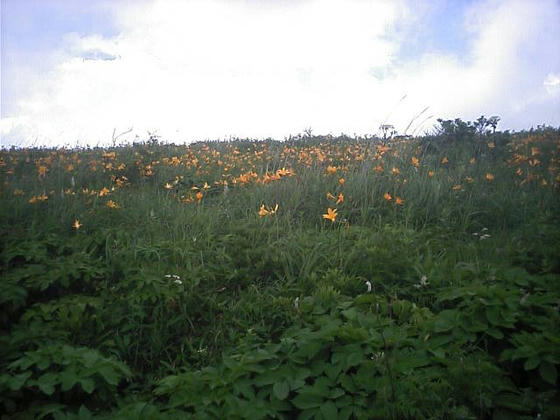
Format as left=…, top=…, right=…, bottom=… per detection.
left=544, top=73, right=560, bottom=96
left=386, top=0, right=560, bottom=132
left=1, top=0, right=559, bottom=148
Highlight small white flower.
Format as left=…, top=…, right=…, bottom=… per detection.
left=165, top=274, right=181, bottom=283
left=415, top=275, right=429, bottom=289
left=365, top=281, right=372, bottom=293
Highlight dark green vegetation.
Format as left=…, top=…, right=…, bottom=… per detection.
left=1, top=123, right=559, bottom=419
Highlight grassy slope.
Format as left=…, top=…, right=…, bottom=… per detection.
left=1, top=129, right=559, bottom=418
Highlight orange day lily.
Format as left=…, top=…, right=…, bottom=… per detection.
left=258, top=205, right=269, bottom=217
left=38, top=165, right=48, bottom=178
left=384, top=192, right=392, bottom=201
left=336, top=193, right=344, bottom=205
left=73, top=219, right=82, bottom=230
left=322, top=207, right=337, bottom=222
left=106, top=200, right=120, bottom=209
left=259, top=204, right=278, bottom=217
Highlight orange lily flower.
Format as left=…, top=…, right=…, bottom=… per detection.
left=106, top=200, right=120, bottom=209
left=322, top=207, right=337, bottom=222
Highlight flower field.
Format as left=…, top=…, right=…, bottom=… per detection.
left=1, top=126, right=559, bottom=418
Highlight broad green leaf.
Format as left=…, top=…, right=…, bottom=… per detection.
left=339, top=406, right=353, bottom=420
left=539, top=361, right=557, bottom=385
left=80, top=378, right=95, bottom=394
left=341, top=308, right=358, bottom=321
left=324, top=364, right=341, bottom=381
left=233, top=379, right=254, bottom=399
left=434, top=310, right=457, bottom=333
left=78, top=405, right=93, bottom=419
left=338, top=374, right=356, bottom=393
left=296, top=341, right=323, bottom=360
left=272, top=381, right=289, bottom=401
left=37, top=372, right=58, bottom=395
left=298, top=408, right=317, bottom=420
left=485, top=306, right=501, bottom=326
left=320, top=400, right=338, bottom=420
left=524, top=357, right=540, bottom=371
left=8, top=372, right=32, bottom=391
left=395, top=351, right=430, bottom=370
left=292, top=390, right=323, bottom=409
left=328, top=387, right=345, bottom=399
left=428, top=347, right=446, bottom=359
left=60, top=369, right=79, bottom=391
left=98, top=365, right=120, bottom=386
left=346, top=352, right=364, bottom=369
left=487, top=327, right=504, bottom=339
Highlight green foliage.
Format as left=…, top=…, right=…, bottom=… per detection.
left=0, top=344, right=131, bottom=417
left=1, top=127, right=559, bottom=417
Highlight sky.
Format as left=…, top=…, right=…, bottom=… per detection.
left=1, top=0, right=559, bottom=148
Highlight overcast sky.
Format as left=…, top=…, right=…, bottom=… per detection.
left=1, top=0, right=559, bottom=148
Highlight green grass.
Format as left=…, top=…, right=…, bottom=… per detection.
left=1, top=128, right=559, bottom=418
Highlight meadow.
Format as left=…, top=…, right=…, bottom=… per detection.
left=1, top=123, right=559, bottom=419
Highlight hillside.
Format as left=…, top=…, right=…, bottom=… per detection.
left=1, top=126, right=559, bottom=418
